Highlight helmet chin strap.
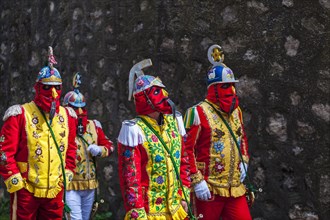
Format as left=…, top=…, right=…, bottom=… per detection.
left=229, top=97, right=236, bottom=115
left=49, top=101, right=56, bottom=125
left=167, top=99, right=176, bottom=118
left=143, top=90, right=156, bottom=111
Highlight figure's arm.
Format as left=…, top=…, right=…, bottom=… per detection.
left=118, top=121, right=147, bottom=220
left=175, top=113, right=191, bottom=201
left=237, top=107, right=249, bottom=164
left=184, top=106, right=204, bottom=185
left=64, top=107, right=78, bottom=184
left=94, top=120, right=114, bottom=157
left=0, top=105, right=25, bottom=193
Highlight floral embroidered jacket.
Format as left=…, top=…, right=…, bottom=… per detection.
left=118, top=113, right=190, bottom=220
left=67, top=119, right=114, bottom=191
left=184, top=100, right=249, bottom=198
left=0, top=102, right=77, bottom=198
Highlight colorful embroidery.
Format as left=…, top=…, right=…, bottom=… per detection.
left=11, top=177, right=18, bottom=185
left=214, top=128, right=225, bottom=139
left=0, top=135, right=5, bottom=142
left=0, top=150, right=7, bottom=165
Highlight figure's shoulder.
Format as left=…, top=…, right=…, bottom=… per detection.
left=92, top=119, right=102, bottom=129
left=184, top=102, right=204, bottom=128
left=64, top=106, right=77, bottom=119
left=3, top=104, right=23, bottom=121
left=118, top=118, right=144, bottom=147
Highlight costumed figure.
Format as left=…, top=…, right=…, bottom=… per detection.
left=0, top=46, right=77, bottom=220
left=117, top=59, right=191, bottom=220
left=62, top=72, right=114, bottom=220
left=184, top=44, right=252, bottom=220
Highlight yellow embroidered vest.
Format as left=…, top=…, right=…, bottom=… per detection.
left=136, top=115, right=187, bottom=219
left=199, top=102, right=246, bottom=197
left=68, top=120, right=98, bottom=191
left=22, top=102, right=69, bottom=198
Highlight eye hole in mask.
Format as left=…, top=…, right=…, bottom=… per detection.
left=43, top=85, right=61, bottom=91
left=220, top=83, right=231, bottom=89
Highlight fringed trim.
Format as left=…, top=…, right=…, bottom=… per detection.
left=118, top=120, right=144, bottom=147
left=65, top=106, right=77, bottom=119
left=25, top=181, right=63, bottom=198
left=171, top=205, right=188, bottom=220
left=208, top=183, right=246, bottom=198
left=93, top=119, right=102, bottom=128
left=3, top=105, right=22, bottom=121
left=175, top=112, right=186, bottom=136
left=183, top=106, right=200, bottom=129
left=67, top=179, right=98, bottom=191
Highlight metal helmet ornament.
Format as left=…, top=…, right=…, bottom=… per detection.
left=36, top=46, right=62, bottom=85
left=63, top=72, right=86, bottom=108
left=206, top=44, right=238, bottom=86
left=128, top=59, right=165, bottom=101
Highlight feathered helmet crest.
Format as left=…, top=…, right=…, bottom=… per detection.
left=63, top=72, right=86, bottom=107
left=36, top=46, right=62, bottom=85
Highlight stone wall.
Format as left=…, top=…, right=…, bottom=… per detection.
left=0, top=0, right=329, bottom=219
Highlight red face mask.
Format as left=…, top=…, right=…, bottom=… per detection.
left=134, top=86, right=172, bottom=115
left=34, top=82, right=62, bottom=113
left=206, top=83, right=239, bottom=114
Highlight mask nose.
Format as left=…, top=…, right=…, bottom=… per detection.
left=51, top=87, right=58, bottom=99
left=162, top=89, right=168, bottom=97
left=78, top=108, right=84, bottom=115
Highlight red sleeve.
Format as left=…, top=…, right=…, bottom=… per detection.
left=184, top=124, right=200, bottom=175
left=179, top=136, right=190, bottom=188
left=65, top=110, right=77, bottom=172
left=237, top=108, right=249, bottom=159
left=118, top=142, right=144, bottom=212
left=95, top=124, right=114, bottom=156
left=0, top=113, right=24, bottom=180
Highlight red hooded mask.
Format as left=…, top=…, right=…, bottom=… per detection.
left=34, top=82, right=62, bottom=113
left=206, top=83, right=239, bottom=114
left=134, top=86, right=172, bottom=115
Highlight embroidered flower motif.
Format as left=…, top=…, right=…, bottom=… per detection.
left=213, top=141, right=224, bottom=153
left=127, top=192, right=137, bottom=203
left=155, top=155, right=163, bottom=162
left=123, top=149, right=132, bottom=158
left=136, top=79, right=144, bottom=87
left=59, top=145, right=65, bottom=152
left=156, top=197, right=163, bottom=205
left=156, top=176, right=164, bottom=184
left=214, top=161, right=225, bottom=173
left=0, top=150, right=7, bottom=165
left=32, top=117, right=39, bottom=124
left=151, top=134, right=158, bottom=142
left=35, top=148, right=42, bottom=156
left=77, top=155, right=81, bottom=161
left=174, top=150, right=180, bottom=159
left=171, top=131, right=176, bottom=138
left=11, top=177, right=18, bottom=185
left=130, top=210, right=139, bottom=219
left=0, top=135, right=5, bottom=142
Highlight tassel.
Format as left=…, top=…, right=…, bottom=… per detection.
left=64, top=203, right=71, bottom=213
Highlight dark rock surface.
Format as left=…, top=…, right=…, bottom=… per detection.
left=0, top=0, right=329, bottom=219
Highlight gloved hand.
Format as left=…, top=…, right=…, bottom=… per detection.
left=87, top=144, right=102, bottom=156
left=194, top=180, right=211, bottom=201
left=239, top=162, right=248, bottom=182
